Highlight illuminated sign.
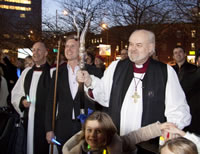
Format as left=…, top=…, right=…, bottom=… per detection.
left=99, top=44, right=111, bottom=56
left=189, top=51, right=196, bottom=55
left=53, top=48, right=58, bottom=53
left=187, top=55, right=195, bottom=64
left=17, top=48, right=32, bottom=59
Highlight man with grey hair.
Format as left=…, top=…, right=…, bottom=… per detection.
left=77, top=29, right=191, bottom=153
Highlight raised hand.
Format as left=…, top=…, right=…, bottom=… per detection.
left=76, top=70, right=92, bottom=87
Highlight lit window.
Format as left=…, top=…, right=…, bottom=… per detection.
left=100, top=38, right=102, bottom=43
left=0, top=5, right=31, bottom=11
left=191, top=30, right=196, bottom=38
left=191, top=43, right=195, bottom=50
left=116, top=45, right=119, bottom=51
left=176, top=30, right=181, bottom=38
left=91, top=39, right=94, bottom=44
left=97, top=39, right=99, bottom=43
left=3, top=34, right=10, bottom=38
left=20, top=13, right=26, bottom=18
left=94, top=38, right=96, bottom=43
left=4, top=0, right=31, bottom=4
left=2, top=49, right=9, bottom=53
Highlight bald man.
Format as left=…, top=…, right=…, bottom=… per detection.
left=12, top=42, right=51, bottom=154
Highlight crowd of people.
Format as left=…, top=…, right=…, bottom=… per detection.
left=0, top=29, right=200, bottom=154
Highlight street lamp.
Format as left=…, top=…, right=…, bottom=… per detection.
left=100, top=23, right=110, bottom=65
left=56, top=10, right=68, bottom=32
left=63, top=10, right=68, bottom=16
left=101, top=23, right=108, bottom=29
left=101, top=23, right=108, bottom=44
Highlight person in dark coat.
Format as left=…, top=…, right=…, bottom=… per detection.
left=172, top=46, right=200, bottom=135
left=94, top=55, right=106, bottom=73
left=45, top=35, right=103, bottom=154
left=11, top=42, right=50, bottom=154
left=0, top=53, right=18, bottom=104
left=86, top=52, right=95, bottom=66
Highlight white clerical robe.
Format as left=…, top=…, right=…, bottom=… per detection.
left=85, top=60, right=191, bottom=135
left=11, top=68, right=42, bottom=154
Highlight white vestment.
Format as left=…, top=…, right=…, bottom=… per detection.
left=85, top=60, right=191, bottom=135
left=11, top=67, right=42, bottom=154
left=184, top=132, right=200, bottom=153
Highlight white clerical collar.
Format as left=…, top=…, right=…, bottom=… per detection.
left=135, top=64, right=143, bottom=68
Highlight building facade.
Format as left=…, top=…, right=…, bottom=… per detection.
left=0, top=0, right=42, bottom=50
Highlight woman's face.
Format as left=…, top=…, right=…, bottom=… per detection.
left=94, top=57, right=102, bottom=66
left=85, top=120, right=106, bottom=150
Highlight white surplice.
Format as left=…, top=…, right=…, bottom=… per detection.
left=11, top=67, right=42, bottom=154
left=84, top=60, right=191, bottom=135
left=120, top=72, right=144, bottom=135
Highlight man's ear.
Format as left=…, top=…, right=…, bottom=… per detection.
left=45, top=51, right=48, bottom=57
left=149, top=43, right=155, bottom=54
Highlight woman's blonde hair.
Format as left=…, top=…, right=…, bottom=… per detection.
left=160, top=137, right=198, bottom=154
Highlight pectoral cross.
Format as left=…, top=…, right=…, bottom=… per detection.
left=132, top=91, right=140, bottom=103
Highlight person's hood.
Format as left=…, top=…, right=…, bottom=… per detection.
left=62, top=131, right=83, bottom=154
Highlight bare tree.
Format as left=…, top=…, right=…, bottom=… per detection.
left=108, top=0, right=176, bottom=27
left=170, top=0, right=200, bottom=50
left=171, top=0, right=200, bottom=23
left=56, top=0, right=109, bottom=33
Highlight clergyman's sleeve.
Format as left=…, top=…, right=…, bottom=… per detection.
left=11, top=67, right=31, bottom=117
left=84, top=60, right=119, bottom=107
left=165, top=65, right=191, bottom=129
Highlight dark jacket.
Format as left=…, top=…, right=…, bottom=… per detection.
left=173, top=61, right=200, bottom=135
left=46, top=63, right=103, bottom=150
